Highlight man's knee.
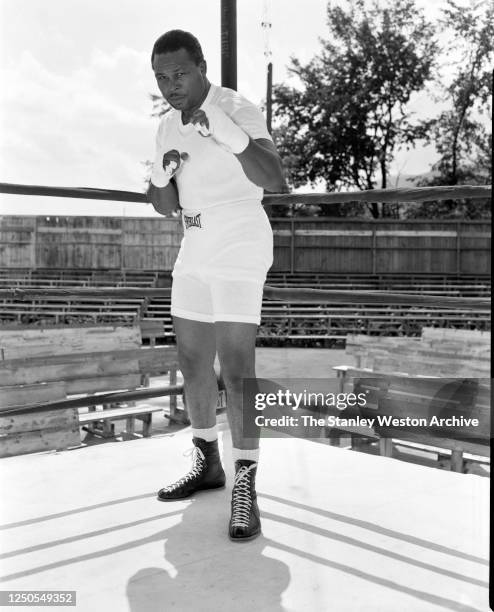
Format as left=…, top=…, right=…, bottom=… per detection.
left=221, top=357, right=255, bottom=393
left=177, top=345, right=214, bottom=378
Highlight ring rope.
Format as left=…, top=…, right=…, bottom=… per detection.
left=0, top=182, right=490, bottom=309
left=0, top=286, right=489, bottom=310
left=0, top=182, right=491, bottom=204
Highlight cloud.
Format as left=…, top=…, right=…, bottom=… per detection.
left=1, top=0, right=471, bottom=218
left=0, top=46, right=158, bottom=190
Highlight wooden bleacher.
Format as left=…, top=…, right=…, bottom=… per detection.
left=0, top=269, right=490, bottom=345
left=0, top=268, right=158, bottom=326
left=0, top=295, right=146, bottom=324
left=329, top=327, right=490, bottom=472
left=0, top=268, right=159, bottom=287
left=0, top=324, right=183, bottom=457
left=141, top=272, right=490, bottom=345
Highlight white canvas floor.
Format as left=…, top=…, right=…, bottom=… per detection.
left=0, top=348, right=489, bottom=611
left=0, top=420, right=489, bottom=612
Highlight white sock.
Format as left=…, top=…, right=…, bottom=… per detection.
left=192, top=426, right=217, bottom=442
left=232, top=447, right=260, bottom=463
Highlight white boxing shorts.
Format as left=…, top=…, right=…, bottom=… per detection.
left=171, top=201, right=273, bottom=325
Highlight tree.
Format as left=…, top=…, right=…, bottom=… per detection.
left=272, top=0, right=438, bottom=217
left=409, top=0, right=493, bottom=219
left=150, top=94, right=170, bottom=119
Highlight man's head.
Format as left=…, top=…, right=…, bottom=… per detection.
left=151, top=30, right=208, bottom=112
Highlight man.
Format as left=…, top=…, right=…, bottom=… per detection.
left=146, top=29, right=286, bottom=542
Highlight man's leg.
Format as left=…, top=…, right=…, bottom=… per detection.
left=157, top=316, right=225, bottom=501
left=174, top=316, right=218, bottom=429
left=215, top=321, right=258, bottom=449
left=216, top=321, right=261, bottom=541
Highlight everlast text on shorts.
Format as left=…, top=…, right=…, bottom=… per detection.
left=183, top=213, right=202, bottom=229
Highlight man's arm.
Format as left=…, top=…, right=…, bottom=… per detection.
left=236, top=138, right=288, bottom=193
left=189, top=108, right=288, bottom=193
left=147, top=149, right=189, bottom=216
left=146, top=179, right=179, bottom=216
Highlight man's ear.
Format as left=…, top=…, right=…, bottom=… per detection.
left=199, top=59, right=207, bottom=76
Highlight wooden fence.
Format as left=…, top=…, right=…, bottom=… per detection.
left=270, top=218, right=490, bottom=274
left=0, top=216, right=180, bottom=271
left=0, top=215, right=489, bottom=275
left=0, top=183, right=490, bottom=274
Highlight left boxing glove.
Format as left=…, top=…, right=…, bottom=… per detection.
left=190, top=106, right=249, bottom=154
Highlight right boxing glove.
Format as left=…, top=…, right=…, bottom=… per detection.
left=151, top=149, right=189, bottom=188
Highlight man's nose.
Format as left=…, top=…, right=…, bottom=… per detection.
left=161, top=79, right=180, bottom=95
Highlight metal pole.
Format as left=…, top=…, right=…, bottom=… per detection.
left=120, top=219, right=125, bottom=272
left=372, top=226, right=377, bottom=275
left=290, top=218, right=295, bottom=273
left=221, top=0, right=237, bottom=90
left=266, top=61, right=273, bottom=134
left=32, top=216, right=37, bottom=270
left=456, top=221, right=461, bottom=276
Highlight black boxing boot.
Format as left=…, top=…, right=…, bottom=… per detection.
left=157, top=437, right=226, bottom=501
left=228, top=460, right=261, bottom=541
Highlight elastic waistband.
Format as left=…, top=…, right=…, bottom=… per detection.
left=181, top=199, right=263, bottom=217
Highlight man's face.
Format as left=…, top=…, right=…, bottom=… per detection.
left=152, top=48, right=207, bottom=111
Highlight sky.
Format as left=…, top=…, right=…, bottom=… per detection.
left=0, top=0, right=463, bottom=217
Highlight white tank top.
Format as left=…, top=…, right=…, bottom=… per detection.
left=151, top=84, right=272, bottom=211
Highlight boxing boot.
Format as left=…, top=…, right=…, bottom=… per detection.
left=228, top=459, right=261, bottom=541
left=157, top=437, right=226, bottom=501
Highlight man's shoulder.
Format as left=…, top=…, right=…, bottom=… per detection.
left=209, top=83, right=271, bottom=141
left=210, top=84, right=259, bottom=116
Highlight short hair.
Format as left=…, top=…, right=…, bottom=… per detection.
left=151, top=30, right=204, bottom=66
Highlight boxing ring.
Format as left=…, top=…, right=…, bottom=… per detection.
left=0, top=413, right=489, bottom=611
left=0, top=182, right=491, bottom=611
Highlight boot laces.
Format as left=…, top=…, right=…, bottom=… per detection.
left=231, top=464, right=256, bottom=528
left=162, top=446, right=205, bottom=492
